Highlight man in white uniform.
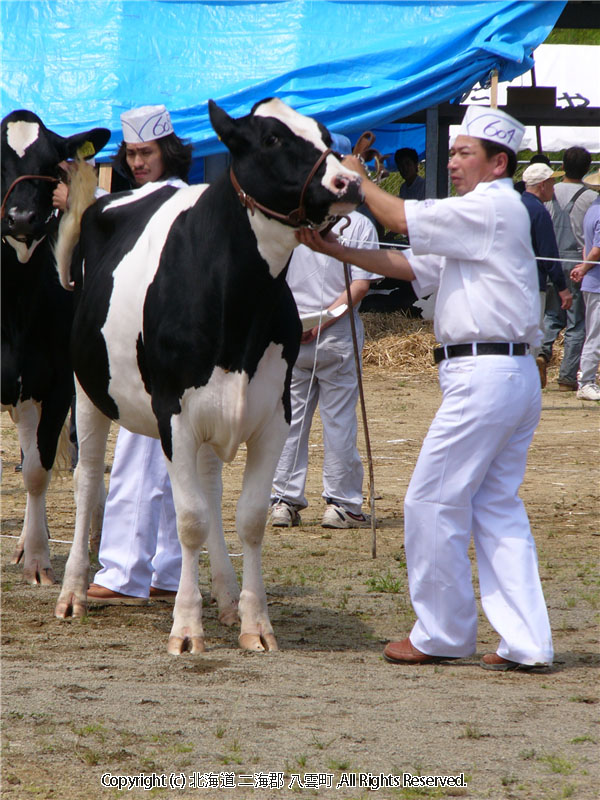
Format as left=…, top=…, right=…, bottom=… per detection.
left=298, top=106, right=553, bottom=671
left=87, top=105, right=191, bottom=605
left=271, top=205, right=379, bottom=528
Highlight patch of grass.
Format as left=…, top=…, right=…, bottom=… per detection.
left=538, top=753, right=575, bottom=775
left=568, top=695, right=598, bottom=704
left=570, top=735, right=596, bottom=744
left=366, top=570, right=402, bottom=593
left=459, top=723, right=489, bottom=740
left=310, top=733, right=334, bottom=751
left=327, top=758, right=351, bottom=771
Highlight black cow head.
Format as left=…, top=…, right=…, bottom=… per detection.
left=1, top=110, right=110, bottom=252
left=209, top=97, right=363, bottom=228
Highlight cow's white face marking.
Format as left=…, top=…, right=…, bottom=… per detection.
left=4, top=235, right=45, bottom=263
left=253, top=98, right=360, bottom=207
left=7, top=121, right=40, bottom=158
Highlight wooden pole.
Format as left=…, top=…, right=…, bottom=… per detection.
left=490, top=69, right=499, bottom=109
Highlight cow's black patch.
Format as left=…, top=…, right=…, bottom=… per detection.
left=138, top=174, right=301, bottom=459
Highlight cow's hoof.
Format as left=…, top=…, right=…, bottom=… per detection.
left=24, top=564, right=56, bottom=586
left=239, top=633, right=278, bottom=652
left=55, top=594, right=87, bottom=619
left=167, top=635, right=205, bottom=656
left=218, top=606, right=239, bottom=627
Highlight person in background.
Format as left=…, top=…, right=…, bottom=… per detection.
left=539, top=147, right=596, bottom=392
left=520, top=163, right=572, bottom=387
left=298, top=105, right=553, bottom=672
left=87, top=104, right=192, bottom=605
left=270, top=136, right=379, bottom=529
left=513, top=153, right=557, bottom=195
left=395, top=147, right=426, bottom=201
left=571, top=169, right=600, bottom=401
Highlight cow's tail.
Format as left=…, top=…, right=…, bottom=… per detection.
left=53, top=417, right=75, bottom=477
left=54, top=158, right=98, bottom=291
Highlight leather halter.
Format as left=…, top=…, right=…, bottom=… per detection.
left=1, top=174, right=59, bottom=220
left=230, top=147, right=333, bottom=227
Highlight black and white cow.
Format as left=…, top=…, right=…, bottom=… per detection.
left=1, top=110, right=110, bottom=584
left=55, top=98, right=362, bottom=653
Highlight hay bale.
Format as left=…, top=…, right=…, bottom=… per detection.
left=361, top=311, right=437, bottom=372
left=361, top=311, right=568, bottom=381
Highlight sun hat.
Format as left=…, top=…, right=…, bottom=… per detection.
left=582, top=169, right=600, bottom=189
left=120, top=105, right=174, bottom=144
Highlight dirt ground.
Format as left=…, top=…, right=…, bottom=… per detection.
left=1, top=340, right=599, bottom=800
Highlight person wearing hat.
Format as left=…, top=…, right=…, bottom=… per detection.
left=87, top=105, right=192, bottom=606
left=539, top=147, right=597, bottom=392
left=270, top=133, right=380, bottom=529
left=570, top=169, right=600, bottom=401
left=520, top=162, right=573, bottom=385
left=298, top=105, right=553, bottom=671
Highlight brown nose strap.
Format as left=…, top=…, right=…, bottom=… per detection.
left=1, top=174, right=59, bottom=220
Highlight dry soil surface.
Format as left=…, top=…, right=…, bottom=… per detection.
left=1, top=365, right=599, bottom=800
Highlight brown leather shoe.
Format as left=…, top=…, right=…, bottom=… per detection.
left=558, top=382, right=577, bottom=392
left=87, top=583, right=148, bottom=606
left=535, top=356, right=547, bottom=389
left=480, top=652, right=548, bottom=672
left=149, top=586, right=177, bottom=603
left=383, top=638, right=458, bottom=665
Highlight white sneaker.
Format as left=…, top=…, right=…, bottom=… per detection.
left=270, top=501, right=301, bottom=527
left=577, top=383, right=600, bottom=401
left=321, top=503, right=372, bottom=529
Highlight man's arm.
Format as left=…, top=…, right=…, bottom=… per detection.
left=301, top=278, right=372, bottom=343
left=296, top=229, right=416, bottom=283
left=342, top=155, right=408, bottom=234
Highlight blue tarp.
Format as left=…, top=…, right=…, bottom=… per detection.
left=1, top=0, right=565, bottom=171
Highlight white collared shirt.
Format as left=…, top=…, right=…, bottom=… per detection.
left=404, top=178, right=542, bottom=348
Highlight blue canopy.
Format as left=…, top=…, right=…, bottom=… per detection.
left=1, top=0, right=565, bottom=171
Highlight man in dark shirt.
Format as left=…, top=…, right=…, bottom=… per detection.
left=520, top=163, right=573, bottom=386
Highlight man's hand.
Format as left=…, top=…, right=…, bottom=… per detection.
left=558, top=287, right=573, bottom=310
left=52, top=182, right=69, bottom=211
left=296, top=228, right=344, bottom=258
left=570, top=263, right=589, bottom=283
left=341, top=154, right=368, bottom=179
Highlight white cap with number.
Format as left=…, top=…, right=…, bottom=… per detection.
left=120, top=105, right=174, bottom=144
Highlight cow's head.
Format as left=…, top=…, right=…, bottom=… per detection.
left=1, top=110, right=110, bottom=260
left=209, top=98, right=363, bottom=229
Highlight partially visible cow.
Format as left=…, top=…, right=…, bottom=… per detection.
left=1, top=110, right=110, bottom=583
left=55, top=98, right=362, bottom=654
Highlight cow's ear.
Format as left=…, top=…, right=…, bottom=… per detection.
left=62, top=128, right=111, bottom=160
left=209, top=100, right=250, bottom=154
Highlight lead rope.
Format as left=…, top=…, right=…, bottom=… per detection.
left=338, top=215, right=377, bottom=558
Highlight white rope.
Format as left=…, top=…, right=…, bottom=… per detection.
left=0, top=533, right=243, bottom=557
left=337, top=234, right=598, bottom=266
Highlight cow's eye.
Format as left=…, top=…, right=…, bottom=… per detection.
left=264, top=134, right=279, bottom=147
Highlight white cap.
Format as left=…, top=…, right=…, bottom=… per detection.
left=454, top=105, right=525, bottom=154
left=120, top=104, right=174, bottom=144
left=522, top=163, right=562, bottom=186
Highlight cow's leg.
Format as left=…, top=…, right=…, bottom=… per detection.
left=236, top=421, right=289, bottom=652
left=163, top=430, right=210, bottom=655
left=10, top=400, right=54, bottom=585
left=196, top=444, right=240, bottom=626
left=55, top=385, right=111, bottom=619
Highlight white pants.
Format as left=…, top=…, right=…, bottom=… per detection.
left=272, top=323, right=364, bottom=514
left=94, top=429, right=181, bottom=597
left=405, top=354, right=553, bottom=665
left=579, top=291, right=600, bottom=386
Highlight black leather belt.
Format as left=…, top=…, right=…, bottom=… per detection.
left=433, top=342, right=529, bottom=364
